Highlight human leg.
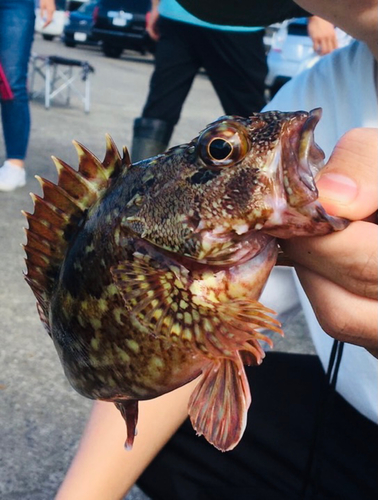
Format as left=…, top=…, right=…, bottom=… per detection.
left=0, top=0, right=35, bottom=190
left=132, top=18, right=200, bottom=161
left=200, top=29, right=268, bottom=116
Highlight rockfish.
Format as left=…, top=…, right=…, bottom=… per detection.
left=23, top=109, right=347, bottom=451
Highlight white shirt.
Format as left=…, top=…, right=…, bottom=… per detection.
left=262, top=41, right=378, bottom=423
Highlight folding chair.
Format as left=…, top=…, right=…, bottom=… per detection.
left=29, top=54, right=95, bottom=113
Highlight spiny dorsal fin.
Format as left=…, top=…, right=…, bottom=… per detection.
left=23, top=136, right=131, bottom=326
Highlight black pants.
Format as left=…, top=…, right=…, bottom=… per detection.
left=138, top=352, right=378, bottom=500
left=142, top=17, right=268, bottom=127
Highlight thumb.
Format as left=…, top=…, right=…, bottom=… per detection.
left=316, top=128, right=378, bottom=220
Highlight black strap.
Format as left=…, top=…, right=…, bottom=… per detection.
left=302, top=339, right=345, bottom=499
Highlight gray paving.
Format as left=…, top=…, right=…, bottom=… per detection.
left=0, top=36, right=314, bottom=500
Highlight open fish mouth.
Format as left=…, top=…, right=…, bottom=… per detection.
left=280, top=107, right=325, bottom=208
left=298, top=108, right=325, bottom=187
left=261, top=107, right=349, bottom=238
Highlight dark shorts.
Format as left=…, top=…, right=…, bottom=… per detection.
left=138, top=352, right=378, bottom=500
left=142, top=17, right=268, bottom=126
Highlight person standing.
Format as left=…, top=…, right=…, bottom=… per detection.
left=131, top=0, right=268, bottom=161
left=0, top=0, right=55, bottom=192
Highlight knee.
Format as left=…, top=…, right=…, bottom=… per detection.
left=1, top=60, right=28, bottom=99
left=5, top=74, right=28, bottom=102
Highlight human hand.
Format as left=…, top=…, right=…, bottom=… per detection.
left=39, top=0, right=56, bottom=28
left=307, top=16, right=338, bottom=55
left=280, top=128, right=378, bottom=356
left=146, top=4, right=160, bottom=41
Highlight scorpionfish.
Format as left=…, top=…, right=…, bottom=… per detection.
left=24, top=109, right=347, bottom=451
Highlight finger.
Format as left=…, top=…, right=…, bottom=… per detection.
left=316, top=128, right=378, bottom=220
left=318, top=38, right=331, bottom=55
left=147, top=30, right=159, bottom=41
left=312, top=37, right=320, bottom=53
left=330, top=35, right=338, bottom=51
left=281, top=221, right=378, bottom=300
left=42, top=9, right=54, bottom=28
left=295, top=265, right=378, bottom=351
left=318, top=40, right=328, bottom=55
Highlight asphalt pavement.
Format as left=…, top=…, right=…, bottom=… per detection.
left=0, top=36, right=314, bottom=500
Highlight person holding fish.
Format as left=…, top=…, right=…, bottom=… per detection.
left=53, top=0, right=377, bottom=498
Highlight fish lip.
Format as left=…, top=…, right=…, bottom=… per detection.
left=298, top=107, right=325, bottom=183
left=280, top=107, right=325, bottom=208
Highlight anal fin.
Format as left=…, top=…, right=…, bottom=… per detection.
left=114, top=400, right=139, bottom=451
left=188, top=356, right=250, bottom=451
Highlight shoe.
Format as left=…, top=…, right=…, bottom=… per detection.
left=0, top=161, right=26, bottom=191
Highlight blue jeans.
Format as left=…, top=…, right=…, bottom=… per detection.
left=0, top=0, right=35, bottom=160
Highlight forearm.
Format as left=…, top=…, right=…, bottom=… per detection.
left=56, top=380, right=197, bottom=500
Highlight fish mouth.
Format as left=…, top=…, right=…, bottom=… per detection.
left=262, top=107, right=349, bottom=237
left=280, top=107, right=325, bottom=207
left=298, top=108, right=325, bottom=186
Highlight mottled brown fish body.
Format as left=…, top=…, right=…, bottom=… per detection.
left=24, top=110, right=348, bottom=451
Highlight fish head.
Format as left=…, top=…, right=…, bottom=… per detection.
left=123, top=109, right=348, bottom=265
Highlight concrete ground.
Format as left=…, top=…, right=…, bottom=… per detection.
left=0, top=36, right=314, bottom=500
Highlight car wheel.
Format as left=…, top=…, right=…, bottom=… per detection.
left=103, top=43, right=123, bottom=58
left=42, top=34, right=55, bottom=41
left=64, top=40, right=76, bottom=48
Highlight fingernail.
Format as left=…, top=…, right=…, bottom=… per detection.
left=316, top=173, right=358, bottom=205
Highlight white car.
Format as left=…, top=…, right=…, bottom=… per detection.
left=265, top=18, right=352, bottom=97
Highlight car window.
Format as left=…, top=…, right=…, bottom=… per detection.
left=55, top=0, right=67, bottom=10
left=100, top=0, right=151, bottom=14
left=78, top=1, right=98, bottom=14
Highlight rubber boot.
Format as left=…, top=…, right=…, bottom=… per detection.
left=131, top=117, right=174, bottom=162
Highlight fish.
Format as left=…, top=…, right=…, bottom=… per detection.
left=23, top=109, right=348, bottom=451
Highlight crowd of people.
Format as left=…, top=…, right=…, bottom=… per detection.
left=1, top=0, right=377, bottom=499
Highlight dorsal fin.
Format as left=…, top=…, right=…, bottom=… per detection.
left=23, top=135, right=130, bottom=328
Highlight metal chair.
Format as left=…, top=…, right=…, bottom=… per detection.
left=29, top=54, right=95, bottom=113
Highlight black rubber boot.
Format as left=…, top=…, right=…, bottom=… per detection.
left=131, top=117, right=174, bottom=162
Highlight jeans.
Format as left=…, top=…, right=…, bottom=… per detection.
left=0, top=0, right=35, bottom=160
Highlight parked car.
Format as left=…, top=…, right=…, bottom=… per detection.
left=92, top=0, right=154, bottom=58
left=35, top=0, right=68, bottom=41
left=265, top=18, right=352, bottom=97
left=67, top=0, right=89, bottom=11
left=63, top=1, right=100, bottom=47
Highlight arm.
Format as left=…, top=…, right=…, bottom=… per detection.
left=146, top=0, right=160, bottom=41
left=39, top=0, right=56, bottom=28
left=281, top=128, right=378, bottom=356
left=55, top=379, right=197, bottom=500
left=307, top=16, right=338, bottom=55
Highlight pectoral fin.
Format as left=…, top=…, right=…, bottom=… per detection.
left=112, top=251, right=282, bottom=363
left=188, top=355, right=250, bottom=451
left=111, top=251, right=193, bottom=341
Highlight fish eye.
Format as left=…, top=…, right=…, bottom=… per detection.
left=197, top=122, right=249, bottom=167
left=208, top=138, right=232, bottom=161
